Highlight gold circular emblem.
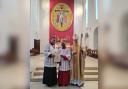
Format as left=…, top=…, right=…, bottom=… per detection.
left=51, top=3, right=73, bottom=31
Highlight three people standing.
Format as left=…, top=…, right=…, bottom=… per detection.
left=43, top=36, right=85, bottom=87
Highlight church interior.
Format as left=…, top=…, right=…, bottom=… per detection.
left=30, top=0, right=98, bottom=89
left=0, top=0, right=128, bottom=89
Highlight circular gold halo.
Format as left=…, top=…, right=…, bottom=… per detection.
left=51, top=3, right=73, bottom=32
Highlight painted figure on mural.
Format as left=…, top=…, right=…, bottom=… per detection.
left=56, top=6, right=68, bottom=27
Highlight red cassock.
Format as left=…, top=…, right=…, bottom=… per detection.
left=58, top=48, right=71, bottom=86
left=58, top=70, right=70, bottom=86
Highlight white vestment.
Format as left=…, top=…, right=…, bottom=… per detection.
left=44, top=43, right=57, bottom=67
left=58, top=48, right=71, bottom=71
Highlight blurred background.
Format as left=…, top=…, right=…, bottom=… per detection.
left=0, top=0, right=128, bottom=89
left=0, top=0, right=30, bottom=89
left=99, top=0, right=128, bottom=89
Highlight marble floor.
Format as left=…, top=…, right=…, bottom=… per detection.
left=30, top=54, right=98, bottom=73
left=30, top=81, right=98, bottom=89
left=30, top=54, right=98, bottom=89
left=0, top=62, right=27, bottom=89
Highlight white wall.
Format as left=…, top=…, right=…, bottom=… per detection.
left=0, top=0, right=30, bottom=60
left=0, top=0, right=30, bottom=88
left=85, top=0, right=98, bottom=50
left=39, top=0, right=84, bottom=53
left=0, top=0, right=19, bottom=55
left=99, top=0, right=128, bottom=55
left=110, top=0, right=128, bottom=54
left=88, top=0, right=96, bottom=28
left=40, top=0, right=50, bottom=53
left=30, top=0, right=40, bottom=49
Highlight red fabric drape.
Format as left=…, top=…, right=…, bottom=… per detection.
left=50, top=0, right=74, bottom=44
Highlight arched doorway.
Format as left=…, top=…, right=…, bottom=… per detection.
left=94, top=27, right=98, bottom=50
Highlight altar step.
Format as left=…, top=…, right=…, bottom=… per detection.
left=31, top=67, right=98, bottom=82
left=31, top=74, right=98, bottom=82
left=33, top=69, right=98, bottom=76
left=35, top=66, right=98, bottom=70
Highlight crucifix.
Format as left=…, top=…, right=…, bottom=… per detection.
left=54, top=5, right=69, bottom=27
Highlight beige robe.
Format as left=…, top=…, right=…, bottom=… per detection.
left=70, top=44, right=86, bottom=81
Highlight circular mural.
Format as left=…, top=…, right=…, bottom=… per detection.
left=51, top=3, right=73, bottom=31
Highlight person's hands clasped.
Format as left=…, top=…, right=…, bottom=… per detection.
left=60, top=55, right=68, bottom=60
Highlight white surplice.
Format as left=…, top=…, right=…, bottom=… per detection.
left=44, top=43, right=57, bottom=67
left=58, top=48, right=71, bottom=71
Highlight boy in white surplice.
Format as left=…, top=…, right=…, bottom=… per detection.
left=58, top=42, right=71, bottom=86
